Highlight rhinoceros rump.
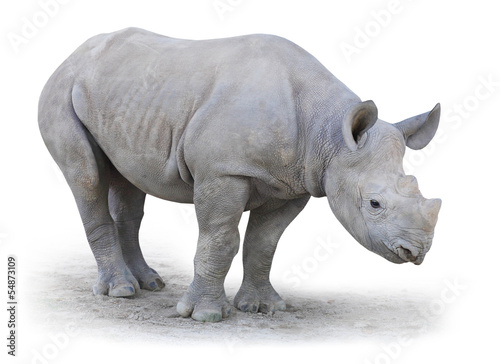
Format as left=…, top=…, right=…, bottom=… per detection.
left=39, top=28, right=441, bottom=322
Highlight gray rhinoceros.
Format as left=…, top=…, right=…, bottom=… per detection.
left=39, top=28, right=442, bottom=322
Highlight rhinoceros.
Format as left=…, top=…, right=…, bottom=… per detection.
left=39, top=28, right=442, bottom=322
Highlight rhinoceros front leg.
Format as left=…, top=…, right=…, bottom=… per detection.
left=234, top=196, right=310, bottom=314
left=108, top=166, right=165, bottom=291
left=177, top=177, right=249, bottom=322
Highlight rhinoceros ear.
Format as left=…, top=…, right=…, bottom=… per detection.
left=394, top=103, right=441, bottom=150
left=342, top=100, right=378, bottom=152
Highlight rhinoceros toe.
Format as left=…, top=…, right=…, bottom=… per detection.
left=134, top=269, right=165, bottom=292
left=234, top=282, right=286, bottom=314
left=91, top=263, right=140, bottom=297
left=93, top=274, right=140, bottom=297
left=176, top=283, right=231, bottom=322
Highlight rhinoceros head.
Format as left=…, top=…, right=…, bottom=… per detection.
left=325, top=101, right=442, bottom=264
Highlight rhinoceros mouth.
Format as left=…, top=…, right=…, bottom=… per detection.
left=371, top=234, right=423, bottom=264
left=379, top=239, right=425, bottom=264
left=379, top=242, right=407, bottom=264
left=392, top=240, right=426, bottom=265
left=395, top=246, right=418, bottom=263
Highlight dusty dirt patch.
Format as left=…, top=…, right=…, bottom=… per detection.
left=25, top=253, right=437, bottom=347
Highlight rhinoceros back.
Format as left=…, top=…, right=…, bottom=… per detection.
left=64, top=28, right=357, bottom=201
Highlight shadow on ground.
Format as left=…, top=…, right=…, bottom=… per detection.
left=26, top=257, right=439, bottom=346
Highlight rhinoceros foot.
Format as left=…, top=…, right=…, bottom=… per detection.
left=176, top=280, right=231, bottom=322
left=234, top=282, right=286, bottom=314
left=93, top=268, right=140, bottom=297
left=128, top=265, right=165, bottom=292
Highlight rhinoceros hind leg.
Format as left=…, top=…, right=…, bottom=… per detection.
left=39, top=87, right=139, bottom=297
left=66, top=146, right=140, bottom=298
left=108, top=166, right=165, bottom=291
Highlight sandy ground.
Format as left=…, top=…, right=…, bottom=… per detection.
left=24, top=248, right=438, bottom=347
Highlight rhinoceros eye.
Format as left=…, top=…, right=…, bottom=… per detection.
left=370, top=199, right=381, bottom=208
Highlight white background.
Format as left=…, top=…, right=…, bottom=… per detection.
left=1, top=0, right=499, bottom=363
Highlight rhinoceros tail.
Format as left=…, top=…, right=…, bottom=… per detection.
left=38, top=63, right=103, bottom=193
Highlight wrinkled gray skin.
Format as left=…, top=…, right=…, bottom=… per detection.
left=39, top=28, right=442, bottom=322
